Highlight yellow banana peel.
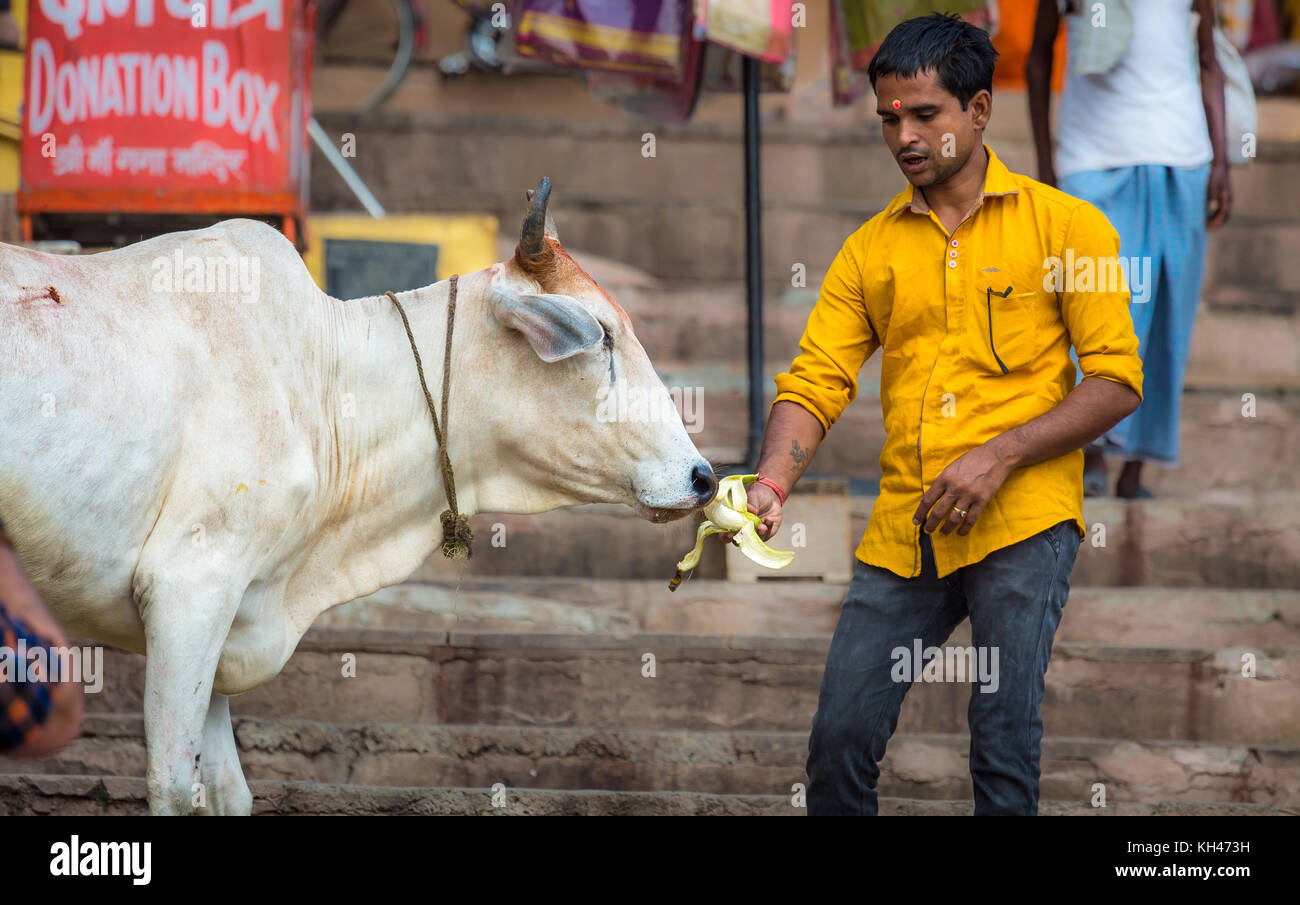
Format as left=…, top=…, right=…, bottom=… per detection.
left=668, top=474, right=795, bottom=591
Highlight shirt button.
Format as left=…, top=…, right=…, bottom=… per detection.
left=951, top=240, right=959, bottom=247
left=949, top=250, right=958, bottom=258
left=947, top=260, right=956, bottom=268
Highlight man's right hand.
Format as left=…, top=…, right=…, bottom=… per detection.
left=717, top=481, right=784, bottom=544
left=716, top=399, right=823, bottom=545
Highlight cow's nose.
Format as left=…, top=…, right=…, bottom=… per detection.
left=690, top=461, right=718, bottom=505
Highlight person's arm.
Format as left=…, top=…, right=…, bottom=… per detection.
left=0, top=525, right=67, bottom=647
left=914, top=378, right=1138, bottom=535
left=0, top=521, right=84, bottom=757
left=742, top=400, right=826, bottom=540
left=740, top=235, right=879, bottom=541
left=986, top=377, right=1137, bottom=469
left=1195, top=0, right=1232, bottom=229
left=916, top=203, right=1144, bottom=535
left=1026, top=0, right=1061, bottom=187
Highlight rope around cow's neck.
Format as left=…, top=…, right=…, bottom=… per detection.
left=386, top=276, right=473, bottom=560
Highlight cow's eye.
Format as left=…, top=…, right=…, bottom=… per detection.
left=602, top=326, right=614, bottom=348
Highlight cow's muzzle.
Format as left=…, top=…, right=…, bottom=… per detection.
left=634, top=459, right=718, bottom=523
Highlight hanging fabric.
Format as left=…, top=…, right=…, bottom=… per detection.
left=586, top=31, right=707, bottom=121
left=695, top=0, right=796, bottom=65
left=514, top=0, right=694, bottom=78
left=828, top=0, right=869, bottom=106
left=700, top=34, right=796, bottom=93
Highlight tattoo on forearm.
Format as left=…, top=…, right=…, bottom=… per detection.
left=789, top=439, right=809, bottom=474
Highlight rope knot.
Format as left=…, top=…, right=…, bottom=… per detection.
left=440, top=510, right=474, bottom=561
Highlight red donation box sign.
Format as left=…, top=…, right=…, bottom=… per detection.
left=20, top=0, right=313, bottom=236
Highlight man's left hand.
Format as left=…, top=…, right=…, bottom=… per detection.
left=913, top=443, right=1015, bottom=536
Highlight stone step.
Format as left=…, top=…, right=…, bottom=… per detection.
left=343, top=184, right=1300, bottom=313
left=2, top=769, right=1289, bottom=821
left=407, top=489, right=1300, bottom=588
left=80, top=629, right=1300, bottom=743
left=884, top=490, right=1300, bottom=591
left=5, top=715, right=1295, bottom=806
left=317, top=580, right=1300, bottom=649
left=1, top=773, right=1291, bottom=816
left=313, top=109, right=1300, bottom=229
left=614, top=281, right=1300, bottom=384
left=410, top=503, right=721, bottom=582
left=646, top=362, right=1300, bottom=494
left=312, top=109, right=1300, bottom=314
left=680, top=391, right=1297, bottom=501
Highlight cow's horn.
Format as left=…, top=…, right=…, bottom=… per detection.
left=519, top=177, right=554, bottom=266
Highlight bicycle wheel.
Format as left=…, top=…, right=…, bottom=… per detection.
left=317, top=0, right=415, bottom=114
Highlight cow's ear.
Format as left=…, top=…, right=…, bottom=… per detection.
left=489, top=284, right=604, bottom=363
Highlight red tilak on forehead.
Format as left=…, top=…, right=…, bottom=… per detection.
left=892, top=99, right=901, bottom=110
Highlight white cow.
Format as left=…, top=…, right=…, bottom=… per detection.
left=0, top=179, right=716, bottom=814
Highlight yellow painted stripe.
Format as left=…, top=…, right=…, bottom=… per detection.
left=519, top=10, right=681, bottom=59
left=516, top=45, right=682, bottom=73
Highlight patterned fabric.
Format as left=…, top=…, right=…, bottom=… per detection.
left=514, top=0, right=693, bottom=77
left=1062, top=163, right=1211, bottom=464
left=828, top=0, right=870, bottom=106
left=695, top=0, right=795, bottom=65
left=0, top=603, right=55, bottom=751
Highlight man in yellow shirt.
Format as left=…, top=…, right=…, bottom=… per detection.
left=743, top=14, right=1143, bottom=815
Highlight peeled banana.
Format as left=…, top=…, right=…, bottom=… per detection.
left=668, top=474, right=795, bottom=591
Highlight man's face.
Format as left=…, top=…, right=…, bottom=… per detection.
left=875, top=69, right=990, bottom=187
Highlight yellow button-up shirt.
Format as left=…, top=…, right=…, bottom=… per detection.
left=774, top=145, right=1144, bottom=579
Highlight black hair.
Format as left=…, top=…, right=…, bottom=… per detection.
left=867, top=13, right=999, bottom=110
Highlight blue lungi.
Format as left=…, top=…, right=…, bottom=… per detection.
left=1062, top=164, right=1211, bottom=464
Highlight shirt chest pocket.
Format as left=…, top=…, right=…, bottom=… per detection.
left=966, top=284, right=1041, bottom=375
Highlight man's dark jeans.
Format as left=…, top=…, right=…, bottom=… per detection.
left=805, top=519, right=1080, bottom=815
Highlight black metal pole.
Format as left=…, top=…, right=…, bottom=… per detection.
left=743, top=55, right=764, bottom=473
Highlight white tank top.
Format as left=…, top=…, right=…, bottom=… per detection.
left=1057, top=0, right=1213, bottom=176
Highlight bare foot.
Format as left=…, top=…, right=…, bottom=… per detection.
left=1115, top=460, right=1146, bottom=498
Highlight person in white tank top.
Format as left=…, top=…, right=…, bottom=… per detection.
left=1026, top=0, right=1232, bottom=498
left=1057, top=0, right=1214, bottom=175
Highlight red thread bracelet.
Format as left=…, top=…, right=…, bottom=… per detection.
left=754, top=475, right=788, bottom=505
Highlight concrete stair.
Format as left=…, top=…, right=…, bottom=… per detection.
left=311, top=579, right=1300, bottom=648
left=7, top=773, right=1289, bottom=816
left=616, top=283, right=1300, bottom=385
left=400, top=489, right=1300, bottom=587
left=4, top=576, right=1295, bottom=815
left=4, top=715, right=1297, bottom=807
left=642, top=366, right=1300, bottom=496
left=64, top=628, right=1294, bottom=743
left=312, top=108, right=1300, bottom=301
